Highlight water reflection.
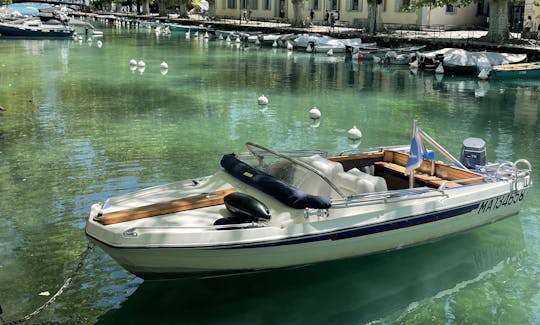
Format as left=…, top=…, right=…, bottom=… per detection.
left=96, top=221, right=525, bottom=324
left=0, top=25, right=539, bottom=324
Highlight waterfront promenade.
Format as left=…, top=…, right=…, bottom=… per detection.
left=78, top=11, right=540, bottom=59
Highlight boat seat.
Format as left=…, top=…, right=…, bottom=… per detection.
left=292, top=156, right=388, bottom=197
left=374, top=161, right=460, bottom=188
left=292, top=155, right=345, bottom=197
left=347, top=168, right=388, bottom=192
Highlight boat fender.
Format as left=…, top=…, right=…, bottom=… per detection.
left=224, top=192, right=271, bottom=221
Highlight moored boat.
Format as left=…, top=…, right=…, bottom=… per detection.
left=417, top=48, right=527, bottom=75
left=489, top=62, right=540, bottom=79
left=85, top=123, right=532, bottom=280
left=0, top=17, right=74, bottom=37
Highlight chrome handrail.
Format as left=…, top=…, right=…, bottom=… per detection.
left=123, top=222, right=268, bottom=237
left=245, top=142, right=347, bottom=199
left=331, top=187, right=446, bottom=208
left=437, top=176, right=489, bottom=190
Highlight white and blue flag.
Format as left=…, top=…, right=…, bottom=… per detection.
left=404, top=128, right=430, bottom=175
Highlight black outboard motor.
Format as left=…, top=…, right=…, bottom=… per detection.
left=214, top=192, right=271, bottom=226
left=460, top=137, right=486, bottom=169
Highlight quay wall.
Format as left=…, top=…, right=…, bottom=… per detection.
left=78, top=12, right=540, bottom=61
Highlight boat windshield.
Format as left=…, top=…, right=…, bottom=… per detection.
left=242, top=142, right=346, bottom=198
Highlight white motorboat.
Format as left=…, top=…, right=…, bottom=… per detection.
left=86, top=124, right=532, bottom=280
left=294, top=34, right=365, bottom=53
left=417, top=48, right=527, bottom=75
left=0, top=16, right=74, bottom=37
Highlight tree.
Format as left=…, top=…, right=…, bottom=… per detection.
left=290, top=0, right=308, bottom=27
left=483, top=0, right=510, bottom=42
left=411, top=0, right=511, bottom=43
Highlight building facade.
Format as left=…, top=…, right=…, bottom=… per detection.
left=214, top=0, right=488, bottom=29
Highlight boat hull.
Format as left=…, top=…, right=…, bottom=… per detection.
left=490, top=62, right=540, bottom=79
left=0, top=23, right=74, bottom=37
left=86, top=185, right=529, bottom=279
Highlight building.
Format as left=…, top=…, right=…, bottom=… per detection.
left=214, top=0, right=488, bottom=29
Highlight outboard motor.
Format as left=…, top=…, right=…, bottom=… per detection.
left=460, top=137, right=486, bottom=169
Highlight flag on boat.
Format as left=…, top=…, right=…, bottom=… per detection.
left=404, top=128, right=428, bottom=175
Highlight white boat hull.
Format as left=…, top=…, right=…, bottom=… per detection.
left=86, top=178, right=529, bottom=279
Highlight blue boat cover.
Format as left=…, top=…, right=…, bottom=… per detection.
left=220, top=154, right=332, bottom=209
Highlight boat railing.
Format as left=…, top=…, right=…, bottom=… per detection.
left=122, top=222, right=267, bottom=237
left=496, top=159, right=533, bottom=190
left=244, top=142, right=347, bottom=198
left=237, top=148, right=329, bottom=159
left=438, top=159, right=533, bottom=190
left=336, top=144, right=409, bottom=156
left=331, top=187, right=447, bottom=208
left=437, top=176, right=489, bottom=190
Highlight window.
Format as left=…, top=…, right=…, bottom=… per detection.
left=262, top=0, right=271, bottom=10
left=313, top=0, right=319, bottom=10
left=395, top=0, right=414, bottom=12
left=476, top=0, right=485, bottom=16
left=347, top=0, right=362, bottom=11
left=331, top=0, right=339, bottom=10
left=240, top=0, right=248, bottom=9
left=446, top=4, right=456, bottom=14
left=249, top=0, right=258, bottom=9
left=228, top=0, right=236, bottom=9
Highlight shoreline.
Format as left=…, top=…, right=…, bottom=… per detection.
left=76, top=11, right=540, bottom=60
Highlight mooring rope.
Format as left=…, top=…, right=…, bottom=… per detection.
left=0, top=243, right=95, bottom=325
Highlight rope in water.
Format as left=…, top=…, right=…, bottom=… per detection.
left=0, top=243, right=94, bottom=325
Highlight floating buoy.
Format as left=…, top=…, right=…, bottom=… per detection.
left=373, top=56, right=381, bottom=64
left=129, top=59, right=137, bottom=66
left=435, top=62, right=444, bottom=74
left=327, top=48, right=334, bottom=56
left=185, top=30, right=190, bottom=39
left=194, top=31, right=199, bottom=38
left=287, top=41, right=293, bottom=51
left=160, top=61, right=168, bottom=69
left=137, top=60, right=145, bottom=67
left=272, top=40, right=277, bottom=47
left=226, top=35, right=231, bottom=43
left=204, top=32, right=209, bottom=39
left=308, top=107, right=321, bottom=120
left=306, top=43, right=313, bottom=53
left=409, top=59, right=418, bottom=69
left=218, top=34, right=224, bottom=40
left=357, top=53, right=364, bottom=61
left=478, top=68, right=489, bottom=80
left=347, top=126, right=362, bottom=141
left=97, top=40, right=102, bottom=48
left=257, top=94, right=268, bottom=105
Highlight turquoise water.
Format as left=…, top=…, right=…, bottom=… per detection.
left=0, top=22, right=539, bottom=324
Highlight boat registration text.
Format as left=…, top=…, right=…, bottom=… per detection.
left=476, top=189, right=528, bottom=214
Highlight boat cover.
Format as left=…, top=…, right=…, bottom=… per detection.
left=220, top=154, right=332, bottom=209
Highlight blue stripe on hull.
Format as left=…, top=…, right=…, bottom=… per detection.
left=224, top=204, right=479, bottom=249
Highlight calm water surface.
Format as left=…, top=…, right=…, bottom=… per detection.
left=0, top=22, right=539, bottom=324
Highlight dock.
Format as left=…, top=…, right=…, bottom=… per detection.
left=75, top=11, right=540, bottom=60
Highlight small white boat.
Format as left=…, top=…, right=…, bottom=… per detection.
left=86, top=123, right=532, bottom=279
